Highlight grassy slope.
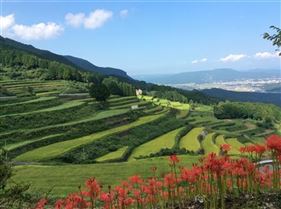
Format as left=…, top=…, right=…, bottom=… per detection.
left=2, top=108, right=129, bottom=149
left=15, top=113, right=165, bottom=162
left=4, top=134, right=64, bottom=151
left=96, top=146, right=128, bottom=162
left=140, top=95, right=190, bottom=110
left=12, top=155, right=200, bottom=197
left=202, top=133, right=219, bottom=155
left=0, top=99, right=85, bottom=118
left=129, top=127, right=184, bottom=160
left=215, top=135, right=226, bottom=147
left=226, top=138, right=244, bottom=154
left=179, top=127, right=204, bottom=152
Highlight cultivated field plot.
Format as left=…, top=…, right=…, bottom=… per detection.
left=96, top=146, right=128, bottom=162
left=139, top=95, right=190, bottom=110
left=179, top=127, right=204, bottom=152
left=129, top=127, right=184, bottom=160
left=202, top=133, right=219, bottom=155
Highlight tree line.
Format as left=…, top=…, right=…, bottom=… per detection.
left=214, top=101, right=281, bottom=122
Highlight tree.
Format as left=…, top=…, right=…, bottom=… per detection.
left=264, top=26, right=281, bottom=55
left=102, top=77, right=123, bottom=96
left=0, top=148, right=11, bottom=190
left=89, top=83, right=110, bottom=102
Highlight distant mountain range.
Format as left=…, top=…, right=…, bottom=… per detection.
left=0, top=36, right=131, bottom=79
left=135, top=68, right=281, bottom=84
left=201, top=88, right=281, bottom=107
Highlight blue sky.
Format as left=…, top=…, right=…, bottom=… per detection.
left=1, top=1, right=280, bottom=75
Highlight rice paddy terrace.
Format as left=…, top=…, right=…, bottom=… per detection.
left=0, top=80, right=278, bottom=197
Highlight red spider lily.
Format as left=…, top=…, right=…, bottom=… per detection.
left=84, top=177, right=101, bottom=199
left=34, top=198, right=47, bottom=209
left=220, top=144, right=231, bottom=152
left=169, top=154, right=180, bottom=165
left=100, top=192, right=114, bottom=209
left=129, top=175, right=143, bottom=185
left=204, top=153, right=230, bottom=176
left=240, top=144, right=266, bottom=155
left=181, top=167, right=201, bottom=184
left=54, top=199, right=64, bottom=209
left=266, top=134, right=281, bottom=153
left=64, top=193, right=89, bottom=209
left=164, top=173, right=177, bottom=187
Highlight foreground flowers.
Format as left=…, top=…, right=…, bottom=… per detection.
left=35, top=135, right=281, bottom=209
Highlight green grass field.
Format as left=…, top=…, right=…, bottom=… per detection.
left=129, top=127, right=184, bottom=160
left=179, top=127, right=204, bottom=152
left=12, top=155, right=200, bottom=197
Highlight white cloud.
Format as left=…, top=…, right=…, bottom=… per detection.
left=120, top=9, right=128, bottom=18
left=65, top=9, right=113, bottom=29
left=12, top=22, right=63, bottom=40
left=84, top=9, right=113, bottom=29
left=255, top=51, right=279, bottom=59
left=0, top=14, right=63, bottom=40
left=220, top=54, right=246, bottom=62
left=191, top=58, right=207, bottom=64
left=0, top=14, right=15, bottom=31
left=65, top=13, right=85, bottom=27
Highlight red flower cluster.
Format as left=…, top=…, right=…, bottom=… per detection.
left=266, top=134, right=281, bottom=154
left=220, top=144, right=231, bottom=152
left=34, top=135, right=281, bottom=209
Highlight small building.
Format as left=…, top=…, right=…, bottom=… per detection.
left=135, top=89, right=143, bottom=96
left=131, top=105, right=139, bottom=110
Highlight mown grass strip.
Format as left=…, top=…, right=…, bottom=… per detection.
left=179, top=127, right=204, bottom=152
left=0, top=96, right=56, bottom=107
left=4, top=134, right=64, bottom=151
left=139, top=95, right=190, bottom=110
left=129, top=127, right=183, bottom=160
left=0, top=99, right=85, bottom=118
left=15, top=113, right=165, bottom=162
left=201, top=133, right=219, bottom=155
left=95, top=146, right=128, bottom=162
left=215, top=135, right=226, bottom=147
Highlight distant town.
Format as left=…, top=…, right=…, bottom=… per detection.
left=173, top=78, right=281, bottom=93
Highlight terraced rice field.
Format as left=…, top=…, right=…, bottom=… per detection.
left=96, top=146, right=128, bottom=162
left=15, top=113, right=165, bottom=162
left=129, top=127, right=184, bottom=160
left=1, top=79, right=276, bottom=198
left=139, top=95, right=190, bottom=110
left=179, top=127, right=204, bottom=152
left=202, top=133, right=219, bottom=155
left=226, top=138, right=245, bottom=154
left=215, top=135, right=226, bottom=147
